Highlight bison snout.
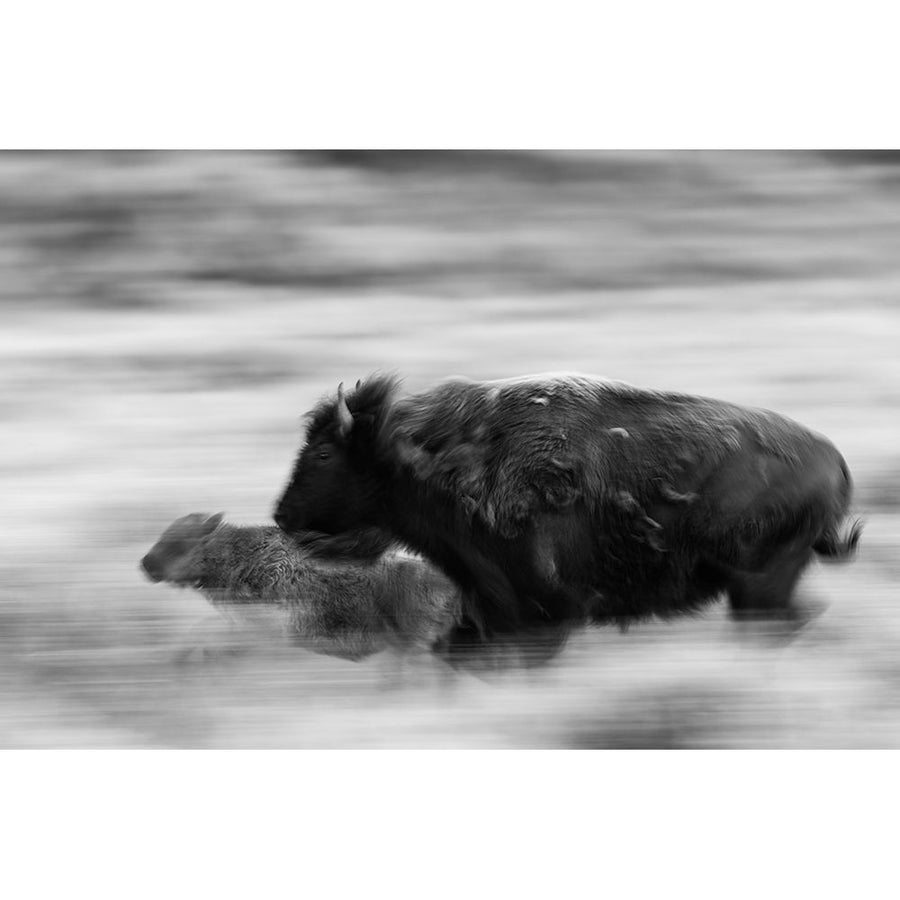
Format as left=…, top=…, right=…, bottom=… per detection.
left=274, top=507, right=297, bottom=532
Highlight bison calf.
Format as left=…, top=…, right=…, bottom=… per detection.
left=141, top=513, right=462, bottom=664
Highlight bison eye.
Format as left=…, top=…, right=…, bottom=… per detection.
left=317, top=451, right=331, bottom=461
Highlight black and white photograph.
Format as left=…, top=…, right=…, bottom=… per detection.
left=2, top=148, right=895, bottom=750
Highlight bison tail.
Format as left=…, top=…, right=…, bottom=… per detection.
left=813, top=517, right=863, bottom=561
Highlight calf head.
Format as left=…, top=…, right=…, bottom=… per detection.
left=141, top=512, right=223, bottom=586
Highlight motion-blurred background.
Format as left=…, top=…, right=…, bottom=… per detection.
left=2, top=149, right=898, bottom=747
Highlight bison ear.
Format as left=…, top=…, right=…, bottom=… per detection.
left=335, top=382, right=354, bottom=440
left=203, top=512, right=224, bottom=534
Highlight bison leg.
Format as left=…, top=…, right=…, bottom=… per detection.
left=725, top=548, right=814, bottom=622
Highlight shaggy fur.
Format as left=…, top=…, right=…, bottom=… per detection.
left=141, top=513, right=462, bottom=661
left=275, top=373, right=862, bottom=661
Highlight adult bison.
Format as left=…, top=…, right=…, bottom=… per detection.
left=274, top=373, right=861, bottom=662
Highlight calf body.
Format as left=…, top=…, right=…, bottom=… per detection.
left=141, top=513, right=462, bottom=662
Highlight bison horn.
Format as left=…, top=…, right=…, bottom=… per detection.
left=336, top=382, right=354, bottom=438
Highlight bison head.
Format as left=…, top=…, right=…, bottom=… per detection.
left=274, top=379, right=394, bottom=536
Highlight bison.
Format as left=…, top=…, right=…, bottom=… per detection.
left=274, top=373, right=862, bottom=662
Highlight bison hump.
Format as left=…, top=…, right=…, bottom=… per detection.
left=391, top=391, right=587, bottom=537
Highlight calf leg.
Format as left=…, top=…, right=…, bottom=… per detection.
left=172, top=612, right=250, bottom=666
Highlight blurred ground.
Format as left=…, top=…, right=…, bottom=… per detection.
left=2, top=149, right=898, bottom=747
